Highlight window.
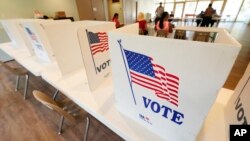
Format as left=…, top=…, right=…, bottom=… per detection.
left=222, top=0, right=243, bottom=21
left=195, top=1, right=210, bottom=14
left=183, top=2, right=197, bottom=16
left=174, top=3, right=184, bottom=18
left=155, top=0, right=165, bottom=4
left=165, top=0, right=174, bottom=2
left=212, top=1, right=224, bottom=15
left=165, top=3, right=174, bottom=13
left=137, top=0, right=155, bottom=20
left=237, top=0, right=250, bottom=22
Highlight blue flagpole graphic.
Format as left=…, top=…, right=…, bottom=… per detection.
left=85, top=29, right=97, bottom=74
left=234, top=76, right=250, bottom=103
left=117, top=39, right=136, bottom=105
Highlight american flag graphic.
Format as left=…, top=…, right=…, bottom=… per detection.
left=24, top=27, right=43, bottom=50
left=87, top=31, right=108, bottom=55
left=25, top=27, right=39, bottom=43
left=124, top=49, right=180, bottom=106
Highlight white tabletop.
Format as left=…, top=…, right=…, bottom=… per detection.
left=0, top=42, right=31, bottom=60
left=16, top=56, right=56, bottom=76
left=42, top=67, right=165, bottom=141
left=41, top=65, right=234, bottom=141
left=0, top=42, right=56, bottom=76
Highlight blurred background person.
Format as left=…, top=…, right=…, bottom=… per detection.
left=155, top=12, right=173, bottom=36
left=211, top=9, right=220, bottom=27
left=169, top=11, right=174, bottom=22
left=196, top=11, right=204, bottom=27
left=137, top=12, right=148, bottom=35
left=112, top=13, right=124, bottom=28
left=33, top=10, right=43, bottom=19
left=201, top=3, right=214, bottom=27
left=155, top=2, right=164, bottom=25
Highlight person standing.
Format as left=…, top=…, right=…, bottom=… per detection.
left=137, top=12, right=148, bottom=35
left=155, top=2, right=164, bottom=25
left=201, top=3, right=214, bottom=27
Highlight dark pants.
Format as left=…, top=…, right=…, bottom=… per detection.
left=196, top=20, right=202, bottom=27
left=210, top=20, right=216, bottom=27
left=201, top=16, right=212, bottom=27
left=155, top=17, right=161, bottom=25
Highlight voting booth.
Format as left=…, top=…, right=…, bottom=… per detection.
left=77, top=21, right=115, bottom=90
left=44, top=21, right=91, bottom=76
left=20, top=20, right=70, bottom=62
left=0, top=19, right=42, bottom=56
left=43, top=21, right=115, bottom=90
left=224, top=63, right=250, bottom=140
left=108, top=26, right=241, bottom=141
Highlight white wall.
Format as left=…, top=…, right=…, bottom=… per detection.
left=0, top=0, right=79, bottom=20
left=108, top=0, right=124, bottom=23
left=0, top=27, right=10, bottom=43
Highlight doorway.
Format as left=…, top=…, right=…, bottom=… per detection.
left=91, top=0, right=106, bottom=20
left=123, top=0, right=136, bottom=24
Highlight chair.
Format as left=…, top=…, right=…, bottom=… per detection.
left=174, top=30, right=186, bottom=40
left=156, top=30, right=168, bottom=38
left=33, top=90, right=89, bottom=141
left=0, top=61, right=29, bottom=99
left=193, top=31, right=210, bottom=42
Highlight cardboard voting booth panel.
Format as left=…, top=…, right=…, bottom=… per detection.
left=0, top=19, right=40, bottom=55
left=108, top=27, right=241, bottom=141
left=116, top=23, right=139, bottom=35
left=0, top=26, right=10, bottom=43
left=44, top=21, right=106, bottom=76
left=77, top=21, right=115, bottom=91
left=21, top=20, right=70, bottom=62
left=225, top=63, right=250, bottom=140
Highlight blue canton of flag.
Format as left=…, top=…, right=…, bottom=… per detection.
left=124, top=49, right=180, bottom=106
left=87, top=31, right=108, bottom=55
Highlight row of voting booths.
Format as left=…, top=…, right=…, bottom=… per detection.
left=0, top=18, right=248, bottom=141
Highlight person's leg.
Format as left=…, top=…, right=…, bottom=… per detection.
left=206, top=17, right=212, bottom=27
left=201, top=17, right=207, bottom=27
left=210, top=20, right=215, bottom=27
left=196, top=20, right=201, bottom=27
left=155, top=17, right=160, bottom=25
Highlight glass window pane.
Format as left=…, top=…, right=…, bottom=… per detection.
left=155, top=0, right=164, bottom=3
left=237, top=0, right=250, bottom=22
left=222, top=0, right=243, bottom=21
left=165, top=3, right=174, bottom=13
left=195, top=1, right=210, bottom=15
left=165, top=0, right=174, bottom=2
left=174, top=3, right=184, bottom=18
left=183, top=2, right=197, bottom=16
left=212, top=1, right=223, bottom=15
left=137, top=0, right=155, bottom=20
